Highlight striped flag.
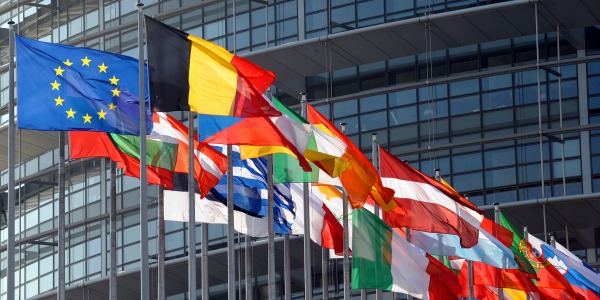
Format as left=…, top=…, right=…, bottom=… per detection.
left=379, top=147, right=483, bottom=248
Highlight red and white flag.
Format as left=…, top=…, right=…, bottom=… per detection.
left=379, top=147, right=483, bottom=248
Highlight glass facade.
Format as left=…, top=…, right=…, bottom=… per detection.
left=0, top=0, right=599, bottom=298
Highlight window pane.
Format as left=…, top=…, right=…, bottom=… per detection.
left=360, top=94, right=386, bottom=113
left=451, top=95, right=480, bottom=115
left=450, top=79, right=478, bottom=96
left=485, top=148, right=516, bottom=168
left=333, top=99, right=357, bottom=118
left=482, top=89, right=513, bottom=110
left=452, top=172, right=483, bottom=192
left=360, top=111, right=388, bottom=131
left=452, top=152, right=482, bottom=173
left=486, top=167, right=516, bottom=188
left=389, top=106, right=417, bottom=126
left=389, top=89, right=416, bottom=107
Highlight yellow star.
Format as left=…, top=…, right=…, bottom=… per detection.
left=81, top=56, right=91, bottom=67
left=109, top=75, right=119, bottom=85
left=54, top=66, right=65, bottom=76
left=98, top=63, right=108, bottom=73
left=63, top=59, right=73, bottom=67
left=66, top=108, right=76, bottom=118
left=83, top=113, right=92, bottom=123
left=54, top=96, right=65, bottom=106
left=108, top=103, right=117, bottom=110
left=51, top=80, right=61, bottom=90
left=97, top=109, right=107, bottom=119
left=111, top=88, right=120, bottom=97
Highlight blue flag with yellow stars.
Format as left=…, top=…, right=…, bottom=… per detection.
left=16, top=35, right=152, bottom=135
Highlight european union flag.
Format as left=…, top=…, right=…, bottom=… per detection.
left=16, top=35, right=152, bottom=135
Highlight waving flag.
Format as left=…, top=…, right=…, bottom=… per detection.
left=529, top=234, right=600, bottom=300
left=16, top=35, right=151, bottom=134
left=410, top=217, right=517, bottom=269
left=198, top=113, right=312, bottom=172
left=307, top=105, right=395, bottom=211
left=450, top=258, right=542, bottom=299
left=379, top=147, right=483, bottom=248
left=70, top=113, right=227, bottom=197
left=499, top=213, right=580, bottom=299
left=288, top=183, right=345, bottom=255
left=352, top=208, right=460, bottom=299
left=145, top=16, right=279, bottom=117
left=163, top=145, right=296, bottom=236
left=70, top=131, right=177, bottom=188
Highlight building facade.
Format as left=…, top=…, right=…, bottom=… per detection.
left=0, top=0, right=599, bottom=298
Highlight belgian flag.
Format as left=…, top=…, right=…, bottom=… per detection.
left=145, top=16, right=280, bottom=117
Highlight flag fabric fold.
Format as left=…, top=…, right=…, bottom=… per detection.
left=145, top=16, right=279, bottom=117
left=500, top=213, right=581, bottom=299
left=70, top=113, right=227, bottom=197
left=409, top=217, right=517, bottom=269
left=352, top=208, right=460, bottom=299
left=16, top=35, right=151, bottom=134
left=379, top=147, right=483, bottom=248
left=528, top=234, right=600, bottom=299
left=198, top=113, right=312, bottom=172
left=306, top=104, right=395, bottom=211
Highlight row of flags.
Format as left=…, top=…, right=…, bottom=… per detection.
left=13, top=15, right=600, bottom=300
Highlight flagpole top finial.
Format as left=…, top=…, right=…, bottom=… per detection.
left=136, top=2, right=144, bottom=8
left=493, top=202, right=500, bottom=206
left=299, top=92, right=306, bottom=96
left=7, top=21, right=14, bottom=25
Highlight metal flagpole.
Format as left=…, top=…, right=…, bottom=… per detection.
left=468, top=260, right=474, bottom=300
left=494, top=204, right=504, bottom=300
left=227, top=145, right=236, bottom=299
left=284, top=234, right=291, bottom=300
left=322, top=248, right=329, bottom=300
left=267, top=154, right=276, bottom=300
left=137, top=3, right=150, bottom=299
left=245, top=235, right=253, bottom=300
left=300, top=92, right=313, bottom=300
left=524, top=226, right=530, bottom=300
left=201, top=118, right=209, bottom=300
left=110, top=162, right=118, bottom=299
left=6, top=20, right=15, bottom=300
left=371, top=133, right=382, bottom=300
left=188, top=111, right=197, bottom=299
left=59, top=136, right=66, bottom=300
left=158, top=186, right=166, bottom=300
left=202, top=222, right=209, bottom=299
left=340, top=123, right=350, bottom=300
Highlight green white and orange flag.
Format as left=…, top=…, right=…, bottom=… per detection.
left=352, top=208, right=461, bottom=299
left=306, top=104, right=396, bottom=211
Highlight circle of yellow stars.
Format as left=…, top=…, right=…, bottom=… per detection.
left=51, top=56, right=122, bottom=126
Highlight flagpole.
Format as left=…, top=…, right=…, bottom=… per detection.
left=137, top=3, right=150, bottom=299
left=523, top=226, right=529, bottom=300
left=322, top=248, right=329, bottom=300
left=187, top=111, right=198, bottom=299
left=267, top=154, right=276, bottom=300
left=371, top=133, right=383, bottom=300
left=202, top=222, right=209, bottom=299
left=201, top=119, right=209, bottom=300
left=110, top=162, right=118, bottom=299
left=494, top=203, right=504, bottom=300
left=6, top=20, right=15, bottom=300
left=245, top=235, right=253, bottom=300
left=300, top=92, right=313, bottom=300
left=284, top=234, right=291, bottom=300
left=227, top=145, right=236, bottom=299
left=158, top=186, right=166, bottom=300
left=340, top=123, right=350, bottom=300
left=58, top=135, right=66, bottom=300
